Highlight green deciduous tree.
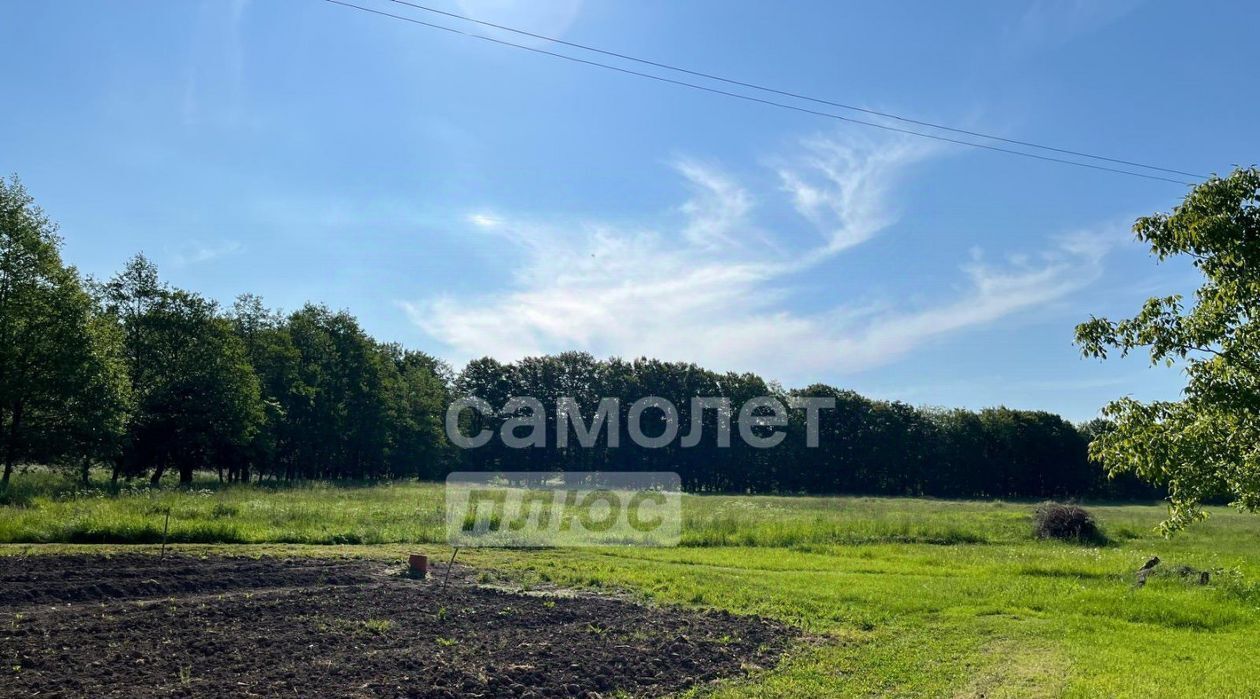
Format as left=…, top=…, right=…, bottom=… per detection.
left=0, top=176, right=131, bottom=486
left=105, top=257, right=263, bottom=485
left=1076, top=167, right=1260, bottom=531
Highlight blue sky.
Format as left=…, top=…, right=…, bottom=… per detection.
left=3, top=0, right=1256, bottom=421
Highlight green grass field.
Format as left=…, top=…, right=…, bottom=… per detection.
left=3, top=471, right=1259, bottom=697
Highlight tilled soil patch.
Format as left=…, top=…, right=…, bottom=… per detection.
left=0, top=554, right=793, bottom=697
left=0, top=554, right=377, bottom=608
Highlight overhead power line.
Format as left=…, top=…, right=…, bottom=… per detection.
left=385, top=0, right=1205, bottom=181
left=324, top=0, right=1197, bottom=186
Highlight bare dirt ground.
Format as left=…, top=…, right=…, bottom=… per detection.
left=0, top=554, right=792, bottom=697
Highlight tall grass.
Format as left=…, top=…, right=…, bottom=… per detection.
left=680, top=495, right=1021, bottom=546
left=0, top=470, right=447, bottom=545
left=0, top=469, right=1240, bottom=550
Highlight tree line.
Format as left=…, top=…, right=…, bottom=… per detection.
left=453, top=354, right=1155, bottom=499
left=1, top=176, right=451, bottom=487
left=0, top=175, right=1156, bottom=499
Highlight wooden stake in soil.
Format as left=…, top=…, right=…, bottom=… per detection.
left=442, top=548, right=459, bottom=591
left=160, top=508, right=171, bottom=559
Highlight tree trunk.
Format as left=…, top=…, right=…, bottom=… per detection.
left=3, top=401, right=23, bottom=487
left=150, top=465, right=165, bottom=487
left=0, top=404, right=6, bottom=487
left=179, top=466, right=193, bottom=485
left=80, top=457, right=91, bottom=486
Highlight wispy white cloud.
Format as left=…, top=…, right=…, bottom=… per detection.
left=169, top=240, right=243, bottom=267
left=1006, top=0, right=1145, bottom=51
left=404, top=134, right=1119, bottom=380
left=819, top=232, right=1111, bottom=372
left=674, top=159, right=754, bottom=250
left=776, top=136, right=931, bottom=264
left=467, top=212, right=504, bottom=230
